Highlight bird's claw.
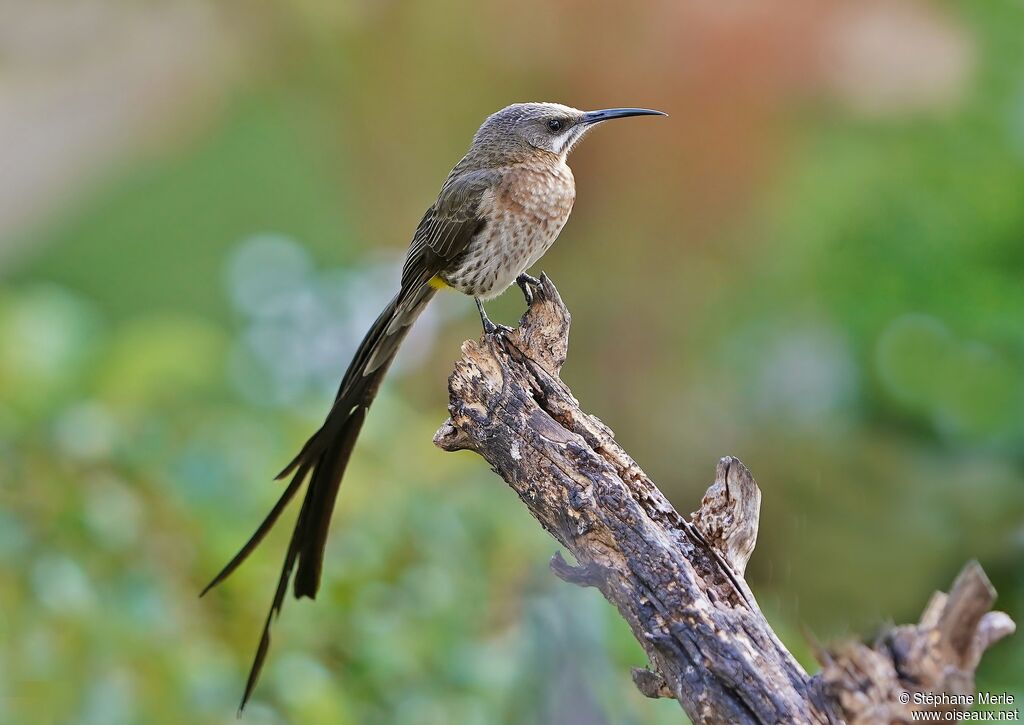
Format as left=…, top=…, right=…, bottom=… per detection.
left=516, top=273, right=542, bottom=305
left=482, top=319, right=514, bottom=336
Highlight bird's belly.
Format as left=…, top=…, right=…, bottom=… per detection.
left=445, top=213, right=567, bottom=300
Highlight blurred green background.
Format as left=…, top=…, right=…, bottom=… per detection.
left=1, top=0, right=1022, bottom=722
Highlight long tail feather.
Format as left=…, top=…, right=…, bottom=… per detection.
left=203, top=283, right=436, bottom=711
left=199, top=462, right=310, bottom=597
left=272, top=289, right=416, bottom=482
left=293, top=407, right=366, bottom=598
left=238, top=470, right=315, bottom=712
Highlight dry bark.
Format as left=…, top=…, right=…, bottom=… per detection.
left=433, top=276, right=1015, bottom=724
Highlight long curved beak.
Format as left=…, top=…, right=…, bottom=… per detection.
left=579, top=107, right=667, bottom=125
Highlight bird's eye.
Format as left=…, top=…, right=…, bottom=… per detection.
left=547, top=118, right=563, bottom=132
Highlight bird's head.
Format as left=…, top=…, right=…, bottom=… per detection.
left=471, top=102, right=666, bottom=163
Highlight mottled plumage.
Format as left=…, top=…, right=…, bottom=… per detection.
left=202, top=101, right=665, bottom=711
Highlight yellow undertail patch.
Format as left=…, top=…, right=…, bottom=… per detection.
left=428, top=274, right=452, bottom=290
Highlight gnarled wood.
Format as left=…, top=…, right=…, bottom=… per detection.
left=434, top=275, right=1015, bottom=724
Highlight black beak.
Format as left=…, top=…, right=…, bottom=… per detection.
left=579, top=107, right=667, bottom=125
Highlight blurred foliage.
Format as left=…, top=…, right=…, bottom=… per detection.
left=2, top=0, right=1023, bottom=722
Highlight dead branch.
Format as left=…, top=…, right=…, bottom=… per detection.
left=433, top=275, right=1015, bottom=724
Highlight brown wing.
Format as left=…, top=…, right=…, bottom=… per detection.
left=400, top=167, right=498, bottom=291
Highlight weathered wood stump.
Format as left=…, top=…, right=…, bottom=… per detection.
left=433, top=276, right=1015, bottom=724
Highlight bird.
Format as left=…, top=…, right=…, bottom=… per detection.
left=201, top=101, right=666, bottom=709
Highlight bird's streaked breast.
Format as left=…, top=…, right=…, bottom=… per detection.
left=443, top=161, right=575, bottom=300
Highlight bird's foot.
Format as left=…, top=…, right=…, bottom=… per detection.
left=476, top=297, right=514, bottom=336
left=481, top=318, right=514, bottom=336
left=516, top=273, right=542, bottom=305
